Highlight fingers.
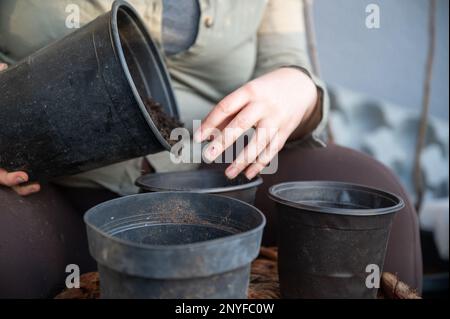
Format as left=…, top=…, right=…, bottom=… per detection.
left=203, top=102, right=263, bottom=162
left=13, top=183, right=41, bottom=196
left=0, top=168, right=29, bottom=187
left=225, top=123, right=277, bottom=179
left=0, top=63, right=8, bottom=71
left=245, top=132, right=289, bottom=180
left=194, top=86, right=251, bottom=143
left=0, top=169, right=39, bottom=196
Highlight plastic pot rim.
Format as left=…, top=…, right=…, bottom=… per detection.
left=84, top=191, right=266, bottom=251
left=135, top=169, right=264, bottom=194
left=110, top=0, right=178, bottom=152
left=268, top=181, right=405, bottom=216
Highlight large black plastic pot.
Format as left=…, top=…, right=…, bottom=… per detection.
left=269, top=181, right=404, bottom=299
left=84, top=192, right=266, bottom=299
left=136, top=169, right=263, bottom=204
left=0, top=1, right=178, bottom=181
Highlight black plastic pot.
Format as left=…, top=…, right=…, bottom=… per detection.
left=84, top=192, right=266, bottom=299
left=136, top=169, right=263, bottom=204
left=0, top=1, right=178, bottom=181
left=269, top=181, right=404, bottom=299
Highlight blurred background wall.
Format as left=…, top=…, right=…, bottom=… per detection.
left=314, top=0, right=449, bottom=119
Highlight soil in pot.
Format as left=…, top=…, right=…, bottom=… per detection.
left=144, top=98, right=183, bottom=146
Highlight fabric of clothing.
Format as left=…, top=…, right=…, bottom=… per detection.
left=162, top=0, right=200, bottom=56
left=0, top=0, right=329, bottom=195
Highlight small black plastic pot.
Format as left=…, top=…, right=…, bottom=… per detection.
left=0, top=1, right=178, bottom=181
left=84, top=192, right=266, bottom=299
left=136, top=169, right=263, bottom=204
left=269, top=181, right=404, bottom=299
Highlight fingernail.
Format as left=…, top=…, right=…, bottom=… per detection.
left=226, top=167, right=239, bottom=179
left=205, top=144, right=219, bottom=161
left=16, top=177, right=26, bottom=184
left=246, top=170, right=258, bottom=180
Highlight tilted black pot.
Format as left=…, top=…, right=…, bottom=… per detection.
left=0, top=1, right=179, bottom=181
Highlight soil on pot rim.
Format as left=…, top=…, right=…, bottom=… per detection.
left=144, top=98, right=183, bottom=146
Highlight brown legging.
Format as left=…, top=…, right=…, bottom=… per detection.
left=0, top=144, right=422, bottom=298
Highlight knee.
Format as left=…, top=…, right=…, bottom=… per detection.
left=260, top=144, right=412, bottom=201
left=0, top=185, right=94, bottom=298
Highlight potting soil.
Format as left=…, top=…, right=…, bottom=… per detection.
left=144, top=98, right=183, bottom=146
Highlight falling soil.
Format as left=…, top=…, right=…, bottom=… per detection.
left=144, top=98, right=183, bottom=146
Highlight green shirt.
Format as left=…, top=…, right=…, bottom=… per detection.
left=0, top=0, right=329, bottom=195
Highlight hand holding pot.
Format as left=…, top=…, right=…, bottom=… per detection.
left=0, top=63, right=41, bottom=196
left=194, top=67, right=319, bottom=180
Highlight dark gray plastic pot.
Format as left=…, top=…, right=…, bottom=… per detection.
left=84, top=192, right=266, bottom=299
left=136, top=169, right=263, bottom=204
left=269, top=181, right=404, bottom=299
left=0, top=1, right=178, bottom=181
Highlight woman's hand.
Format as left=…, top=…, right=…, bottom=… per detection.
left=0, top=63, right=41, bottom=196
left=0, top=169, right=40, bottom=196
left=194, top=67, right=319, bottom=180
